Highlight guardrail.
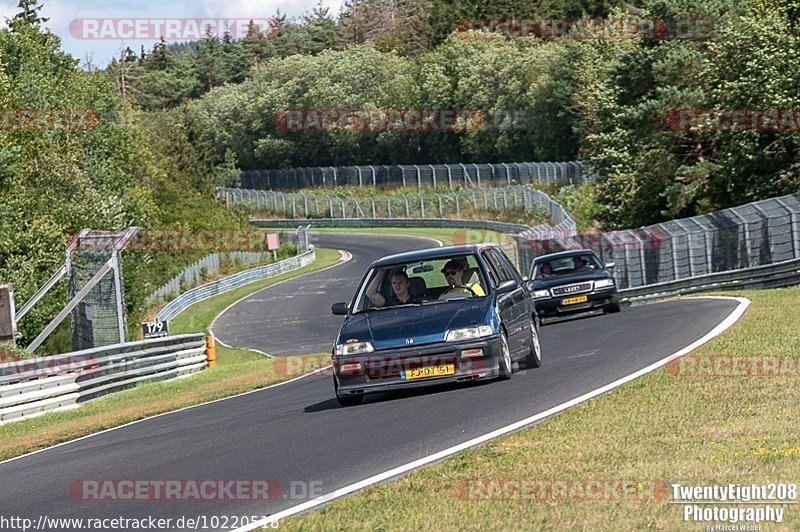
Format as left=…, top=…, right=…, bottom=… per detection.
left=147, top=251, right=268, bottom=303
left=156, top=249, right=316, bottom=322
left=619, top=259, right=800, bottom=303
left=0, top=334, right=207, bottom=424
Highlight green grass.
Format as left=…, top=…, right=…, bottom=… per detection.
left=0, top=249, right=342, bottom=461
left=282, top=287, right=800, bottom=531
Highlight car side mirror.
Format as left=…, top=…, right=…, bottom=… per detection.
left=496, top=279, right=517, bottom=294
left=331, top=302, right=349, bottom=315
left=605, top=262, right=615, bottom=271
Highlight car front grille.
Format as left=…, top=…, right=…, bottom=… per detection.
left=551, top=281, right=593, bottom=297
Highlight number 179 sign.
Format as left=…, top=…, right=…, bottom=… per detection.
left=142, top=320, right=169, bottom=339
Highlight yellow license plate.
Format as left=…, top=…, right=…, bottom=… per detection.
left=562, top=295, right=589, bottom=305
left=405, top=363, right=455, bottom=380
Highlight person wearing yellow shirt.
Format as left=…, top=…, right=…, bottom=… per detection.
left=439, top=259, right=485, bottom=299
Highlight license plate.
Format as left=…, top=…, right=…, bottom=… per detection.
left=562, top=295, right=589, bottom=305
left=404, top=363, right=455, bottom=380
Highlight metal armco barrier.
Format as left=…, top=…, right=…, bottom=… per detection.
left=156, top=249, right=316, bottom=322
left=620, top=258, right=800, bottom=303
left=0, top=334, right=207, bottom=424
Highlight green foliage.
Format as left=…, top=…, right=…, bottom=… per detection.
left=0, top=8, right=243, bottom=353
left=574, top=1, right=800, bottom=227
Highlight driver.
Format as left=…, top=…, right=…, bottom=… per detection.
left=367, top=269, right=420, bottom=307
left=439, top=259, right=485, bottom=298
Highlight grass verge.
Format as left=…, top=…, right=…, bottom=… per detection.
left=282, top=287, right=800, bottom=530
left=0, top=248, right=342, bottom=461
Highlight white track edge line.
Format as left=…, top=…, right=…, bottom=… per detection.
left=233, top=296, right=750, bottom=531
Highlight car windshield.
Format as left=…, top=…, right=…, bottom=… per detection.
left=352, top=254, right=488, bottom=313
left=532, top=253, right=603, bottom=280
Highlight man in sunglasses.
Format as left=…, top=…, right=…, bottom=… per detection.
left=439, top=259, right=485, bottom=299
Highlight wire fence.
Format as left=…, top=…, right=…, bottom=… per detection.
left=512, top=193, right=800, bottom=289
left=218, top=186, right=576, bottom=232
left=146, top=227, right=311, bottom=305
left=241, top=192, right=800, bottom=293
left=156, top=249, right=315, bottom=322
left=146, top=252, right=267, bottom=303
left=240, top=161, right=589, bottom=190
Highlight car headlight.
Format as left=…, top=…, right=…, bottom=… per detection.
left=445, top=325, right=493, bottom=342
left=334, top=341, right=374, bottom=356
left=594, top=279, right=615, bottom=289
left=532, top=289, right=550, bottom=299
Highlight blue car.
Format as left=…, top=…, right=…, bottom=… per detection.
left=330, top=244, right=542, bottom=406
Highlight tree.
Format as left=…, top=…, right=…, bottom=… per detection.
left=10, top=0, right=48, bottom=29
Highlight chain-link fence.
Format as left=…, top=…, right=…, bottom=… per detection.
left=240, top=161, right=589, bottom=190
left=67, top=229, right=137, bottom=351
left=218, top=186, right=575, bottom=229
left=146, top=252, right=267, bottom=303
left=146, top=227, right=311, bottom=304
left=513, top=193, right=800, bottom=290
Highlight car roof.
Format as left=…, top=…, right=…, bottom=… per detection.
left=371, top=244, right=493, bottom=267
left=532, top=249, right=597, bottom=263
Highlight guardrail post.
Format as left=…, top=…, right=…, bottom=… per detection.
left=0, top=285, right=16, bottom=345
left=111, top=253, right=126, bottom=343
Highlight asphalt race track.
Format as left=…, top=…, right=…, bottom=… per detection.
left=212, top=233, right=437, bottom=355
left=0, top=233, right=743, bottom=531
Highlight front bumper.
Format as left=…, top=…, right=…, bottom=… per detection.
left=534, top=288, right=619, bottom=317
left=333, top=337, right=502, bottom=396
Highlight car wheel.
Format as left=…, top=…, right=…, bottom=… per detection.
left=497, top=330, right=512, bottom=380
left=522, top=319, right=542, bottom=369
left=334, top=377, right=363, bottom=407
left=605, top=296, right=621, bottom=314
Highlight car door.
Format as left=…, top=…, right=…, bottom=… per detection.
left=482, top=249, right=527, bottom=354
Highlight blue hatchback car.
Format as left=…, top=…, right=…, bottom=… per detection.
left=330, top=244, right=542, bottom=406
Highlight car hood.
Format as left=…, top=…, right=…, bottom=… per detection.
left=337, top=298, right=494, bottom=350
left=529, top=270, right=610, bottom=290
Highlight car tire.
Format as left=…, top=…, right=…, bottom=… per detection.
left=605, top=297, right=621, bottom=314
left=497, top=331, right=512, bottom=380
left=522, top=319, right=542, bottom=369
left=334, top=377, right=363, bottom=407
